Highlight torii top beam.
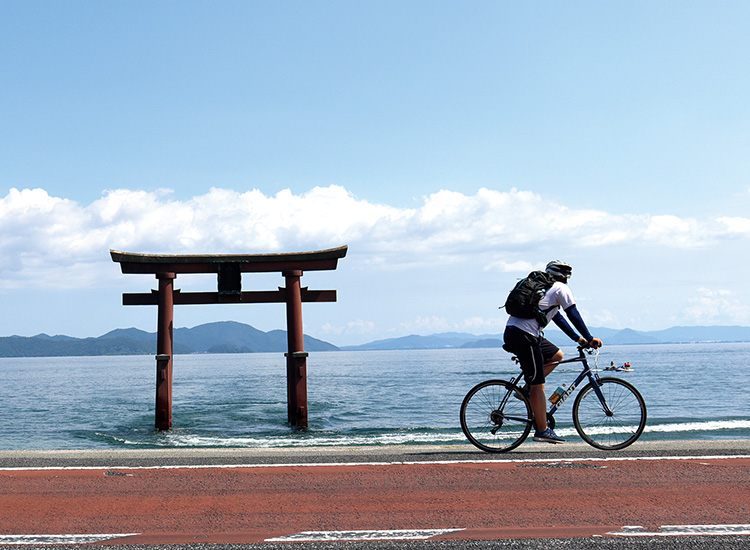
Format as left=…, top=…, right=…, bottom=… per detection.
left=110, top=246, right=347, bottom=306
left=110, top=245, right=348, bottom=274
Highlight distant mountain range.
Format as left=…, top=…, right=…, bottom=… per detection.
left=0, top=321, right=338, bottom=358
left=2, top=323, right=749, bottom=358
left=340, top=325, right=750, bottom=351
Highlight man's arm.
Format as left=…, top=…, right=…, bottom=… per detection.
left=564, top=304, right=602, bottom=348
left=552, top=312, right=579, bottom=342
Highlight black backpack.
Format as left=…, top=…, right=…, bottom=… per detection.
left=501, top=271, right=556, bottom=326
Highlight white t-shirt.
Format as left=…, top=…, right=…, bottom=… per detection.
left=506, top=281, right=576, bottom=337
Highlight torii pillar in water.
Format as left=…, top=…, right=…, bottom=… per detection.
left=111, top=246, right=347, bottom=430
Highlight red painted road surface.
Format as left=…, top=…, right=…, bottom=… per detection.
left=1, top=456, right=749, bottom=544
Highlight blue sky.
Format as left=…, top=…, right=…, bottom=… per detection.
left=2, top=2, right=750, bottom=345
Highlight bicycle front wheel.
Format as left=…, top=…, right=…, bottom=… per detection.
left=572, top=377, right=647, bottom=450
left=460, top=380, right=533, bottom=453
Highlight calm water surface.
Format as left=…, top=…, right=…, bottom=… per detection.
left=1, top=343, right=748, bottom=450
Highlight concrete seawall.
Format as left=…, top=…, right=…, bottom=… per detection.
left=0, top=438, right=747, bottom=469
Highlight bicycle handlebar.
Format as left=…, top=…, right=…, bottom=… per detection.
left=577, top=345, right=600, bottom=356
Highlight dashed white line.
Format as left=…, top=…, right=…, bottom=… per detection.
left=608, top=524, right=750, bottom=537
left=265, top=528, right=464, bottom=542
left=0, top=534, right=139, bottom=546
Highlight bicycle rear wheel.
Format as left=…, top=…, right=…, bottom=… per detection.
left=572, top=377, right=647, bottom=450
left=460, top=380, right=532, bottom=453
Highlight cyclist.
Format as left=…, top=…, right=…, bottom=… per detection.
left=503, top=260, right=603, bottom=444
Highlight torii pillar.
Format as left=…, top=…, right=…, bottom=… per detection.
left=111, top=246, right=347, bottom=430
left=155, top=272, right=175, bottom=428
left=284, top=270, right=307, bottom=425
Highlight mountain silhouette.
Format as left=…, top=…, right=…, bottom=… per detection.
left=0, top=321, right=338, bottom=357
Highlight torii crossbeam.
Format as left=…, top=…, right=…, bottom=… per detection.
left=110, top=245, right=347, bottom=430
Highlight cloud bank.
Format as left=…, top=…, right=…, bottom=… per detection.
left=1, top=185, right=748, bottom=290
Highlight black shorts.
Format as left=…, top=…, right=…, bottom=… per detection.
left=503, top=325, right=560, bottom=385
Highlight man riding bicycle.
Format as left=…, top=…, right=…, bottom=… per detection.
left=503, top=260, right=603, bottom=444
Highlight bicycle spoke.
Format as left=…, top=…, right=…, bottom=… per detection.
left=572, top=378, right=646, bottom=450
left=460, top=380, right=532, bottom=453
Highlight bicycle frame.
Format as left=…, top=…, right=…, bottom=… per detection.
left=509, top=347, right=612, bottom=418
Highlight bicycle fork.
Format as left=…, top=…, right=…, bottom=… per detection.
left=589, top=374, right=615, bottom=416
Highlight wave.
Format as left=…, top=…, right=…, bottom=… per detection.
left=551, top=419, right=750, bottom=438
left=94, top=427, right=469, bottom=448
left=644, top=419, right=750, bottom=434
left=93, top=419, right=750, bottom=449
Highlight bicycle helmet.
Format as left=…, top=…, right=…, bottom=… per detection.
left=546, top=260, right=573, bottom=282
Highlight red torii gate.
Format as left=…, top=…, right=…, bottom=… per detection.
left=110, top=246, right=347, bottom=430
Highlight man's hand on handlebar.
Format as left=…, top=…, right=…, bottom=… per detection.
left=578, top=337, right=603, bottom=349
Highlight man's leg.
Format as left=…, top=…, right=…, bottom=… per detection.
left=533, top=351, right=563, bottom=431
left=504, top=328, right=558, bottom=436
left=544, top=350, right=563, bottom=377
left=531, top=343, right=562, bottom=428
left=533, top=339, right=565, bottom=442
left=526, top=340, right=549, bottom=432
left=530, top=383, right=547, bottom=431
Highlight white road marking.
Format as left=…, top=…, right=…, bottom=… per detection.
left=0, top=534, right=138, bottom=545
left=1, top=454, right=748, bottom=472
left=609, top=524, right=750, bottom=536
left=265, top=528, right=464, bottom=542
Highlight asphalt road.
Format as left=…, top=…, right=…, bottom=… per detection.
left=0, top=440, right=748, bottom=549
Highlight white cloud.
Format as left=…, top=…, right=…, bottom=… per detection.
left=455, top=316, right=506, bottom=333
left=483, top=259, right=534, bottom=273
left=717, top=216, right=750, bottom=236
left=399, top=316, right=452, bottom=334
left=584, top=309, right=619, bottom=330
left=644, top=215, right=700, bottom=247
left=683, top=288, right=750, bottom=326
left=398, top=315, right=506, bottom=336
left=1, top=185, right=749, bottom=290
left=319, top=319, right=376, bottom=337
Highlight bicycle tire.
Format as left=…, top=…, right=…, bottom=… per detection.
left=572, top=377, right=647, bottom=450
left=460, top=380, right=533, bottom=453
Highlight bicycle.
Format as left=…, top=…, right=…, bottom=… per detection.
left=460, top=346, right=647, bottom=452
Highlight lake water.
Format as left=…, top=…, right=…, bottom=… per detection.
left=1, top=343, right=749, bottom=450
